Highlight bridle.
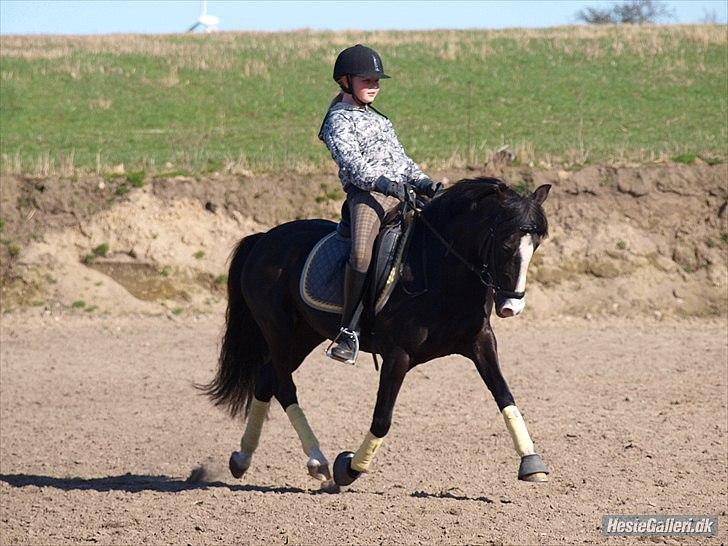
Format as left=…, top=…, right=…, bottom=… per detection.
left=406, top=187, right=536, bottom=301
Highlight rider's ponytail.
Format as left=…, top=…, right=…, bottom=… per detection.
left=318, top=92, right=344, bottom=142
left=328, top=92, right=344, bottom=109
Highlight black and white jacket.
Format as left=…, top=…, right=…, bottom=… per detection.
left=319, top=102, right=428, bottom=192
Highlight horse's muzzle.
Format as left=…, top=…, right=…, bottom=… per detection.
left=496, top=297, right=526, bottom=318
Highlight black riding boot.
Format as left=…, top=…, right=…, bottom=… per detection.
left=328, top=265, right=367, bottom=364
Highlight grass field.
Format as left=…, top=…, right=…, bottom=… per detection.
left=0, top=25, right=725, bottom=174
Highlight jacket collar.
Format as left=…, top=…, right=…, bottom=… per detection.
left=329, top=101, right=368, bottom=113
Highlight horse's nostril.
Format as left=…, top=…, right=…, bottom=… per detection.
left=500, top=308, right=515, bottom=318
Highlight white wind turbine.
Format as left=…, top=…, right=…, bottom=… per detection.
left=187, top=0, right=220, bottom=33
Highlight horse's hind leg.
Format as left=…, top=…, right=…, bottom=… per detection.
left=469, top=325, right=549, bottom=482
left=229, top=363, right=277, bottom=478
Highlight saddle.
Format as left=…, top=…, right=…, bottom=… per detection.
left=300, top=202, right=414, bottom=316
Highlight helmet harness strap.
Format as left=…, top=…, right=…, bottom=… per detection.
left=339, top=75, right=389, bottom=119
left=344, top=75, right=367, bottom=108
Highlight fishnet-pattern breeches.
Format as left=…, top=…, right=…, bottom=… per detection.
left=347, top=188, right=400, bottom=273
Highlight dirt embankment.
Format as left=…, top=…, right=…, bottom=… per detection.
left=0, top=162, right=726, bottom=317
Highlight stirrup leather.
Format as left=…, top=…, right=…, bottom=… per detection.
left=326, top=327, right=360, bottom=365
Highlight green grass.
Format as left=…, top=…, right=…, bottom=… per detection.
left=6, top=241, right=21, bottom=257
left=672, top=153, right=698, bottom=164
left=126, top=170, right=145, bottom=187
left=512, top=180, right=531, bottom=194
left=93, top=242, right=109, bottom=257
left=315, top=182, right=344, bottom=203
left=1, top=26, right=726, bottom=174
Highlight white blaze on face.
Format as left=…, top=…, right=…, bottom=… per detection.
left=500, top=234, right=534, bottom=317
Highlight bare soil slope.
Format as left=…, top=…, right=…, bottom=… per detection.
left=1, top=162, right=726, bottom=317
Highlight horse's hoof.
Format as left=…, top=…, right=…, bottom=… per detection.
left=307, top=447, right=332, bottom=481
left=518, top=453, right=550, bottom=482
left=229, top=451, right=252, bottom=479
left=333, top=451, right=361, bottom=486
left=307, top=460, right=332, bottom=482
left=319, top=478, right=341, bottom=494
left=521, top=471, right=549, bottom=482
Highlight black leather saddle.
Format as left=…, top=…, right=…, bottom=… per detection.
left=300, top=202, right=414, bottom=315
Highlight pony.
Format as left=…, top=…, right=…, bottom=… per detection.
left=200, top=177, right=552, bottom=490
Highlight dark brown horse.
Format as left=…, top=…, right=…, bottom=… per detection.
left=201, top=177, right=551, bottom=491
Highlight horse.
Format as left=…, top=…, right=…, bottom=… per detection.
left=200, top=177, right=552, bottom=490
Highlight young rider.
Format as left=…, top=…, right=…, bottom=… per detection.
left=319, top=44, right=441, bottom=364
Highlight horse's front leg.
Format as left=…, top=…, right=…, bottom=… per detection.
left=469, top=324, right=549, bottom=482
left=333, top=348, right=410, bottom=486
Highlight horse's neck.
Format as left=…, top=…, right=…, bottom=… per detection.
left=420, top=197, right=502, bottom=259
left=414, top=200, right=499, bottom=296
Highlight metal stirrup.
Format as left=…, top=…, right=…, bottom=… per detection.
left=325, top=328, right=360, bottom=365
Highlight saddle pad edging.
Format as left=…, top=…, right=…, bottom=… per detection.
left=300, top=232, right=344, bottom=314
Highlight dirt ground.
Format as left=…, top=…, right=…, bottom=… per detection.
left=1, top=314, right=725, bottom=545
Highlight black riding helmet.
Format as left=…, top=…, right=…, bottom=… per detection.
left=318, top=44, right=391, bottom=140
left=333, top=44, right=390, bottom=96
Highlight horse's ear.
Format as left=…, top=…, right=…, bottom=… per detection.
left=496, top=182, right=508, bottom=202
left=532, top=184, right=551, bottom=205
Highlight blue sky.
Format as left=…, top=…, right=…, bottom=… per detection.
left=1, top=1, right=726, bottom=34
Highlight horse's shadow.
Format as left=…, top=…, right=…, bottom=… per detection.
left=0, top=473, right=306, bottom=495
left=1, top=474, right=498, bottom=500
left=411, top=490, right=496, bottom=503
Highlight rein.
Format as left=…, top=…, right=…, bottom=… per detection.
left=406, top=188, right=531, bottom=300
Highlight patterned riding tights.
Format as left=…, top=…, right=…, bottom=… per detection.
left=346, top=187, right=400, bottom=274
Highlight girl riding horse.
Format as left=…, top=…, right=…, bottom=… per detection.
left=318, top=44, right=441, bottom=364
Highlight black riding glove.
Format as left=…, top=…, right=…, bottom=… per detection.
left=413, top=177, right=443, bottom=198
left=374, top=175, right=406, bottom=201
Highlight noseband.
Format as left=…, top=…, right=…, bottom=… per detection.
left=416, top=209, right=536, bottom=301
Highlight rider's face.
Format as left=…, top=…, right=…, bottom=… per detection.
left=350, top=76, right=380, bottom=104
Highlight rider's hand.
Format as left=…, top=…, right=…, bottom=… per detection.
left=413, top=177, right=443, bottom=199
left=374, top=175, right=407, bottom=201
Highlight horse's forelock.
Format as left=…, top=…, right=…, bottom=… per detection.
left=500, top=192, right=549, bottom=238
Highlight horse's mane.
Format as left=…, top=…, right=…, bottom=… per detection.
left=422, top=177, right=548, bottom=238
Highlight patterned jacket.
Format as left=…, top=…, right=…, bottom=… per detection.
left=319, top=102, right=427, bottom=192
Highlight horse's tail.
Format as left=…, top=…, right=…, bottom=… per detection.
left=197, top=232, right=268, bottom=420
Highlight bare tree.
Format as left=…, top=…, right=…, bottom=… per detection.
left=576, top=5, right=615, bottom=24
left=700, top=8, right=719, bottom=24
left=576, top=0, right=673, bottom=25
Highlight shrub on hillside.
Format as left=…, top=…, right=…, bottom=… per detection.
left=576, top=0, right=673, bottom=25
